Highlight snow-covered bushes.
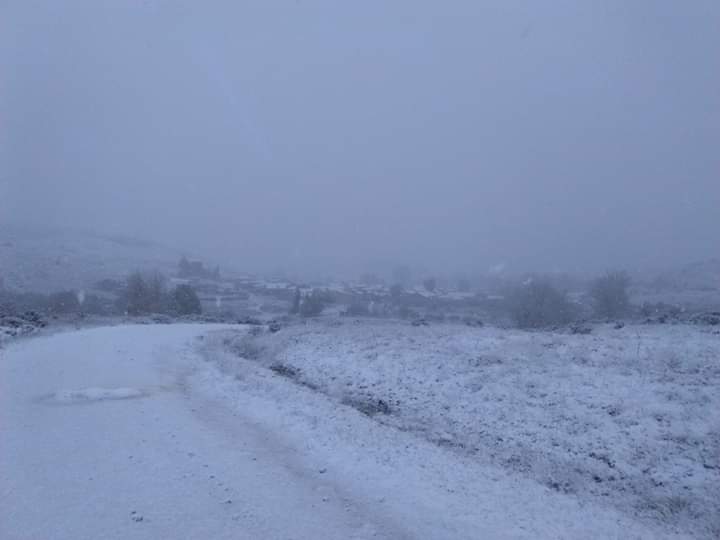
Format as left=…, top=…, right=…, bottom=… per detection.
left=125, top=272, right=166, bottom=315
left=170, top=284, right=202, bottom=315
left=299, top=289, right=326, bottom=317
left=398, top=305, right=419, bottom=320
left=691, top=311, right=720, bottom=325
left=121, top=271, right=202, bottom=316
left=289, top=288, right=301, bottom=314
left=344, top=300, right=370, bottom=317
left=507, top=279, right=576, bottom=328
left=227, top=332, right=266, bottom=360
left=638, top=301, right=683, bottom=324
left=0, top=310, right=47, bottom=345
left=269, top=362, right=301, bottom=380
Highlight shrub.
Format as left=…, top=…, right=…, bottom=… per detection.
left=19, top=310, right=46, bottom=327
left=289, top=288, right=301, bottom=314
left=640, top=301, right=681, bottom=320
left=345, top=300, right=370, bottom=316
left=507, top=279, right=576, bottom=328
left=299, top=289, right=325, bottom=317
left=124, top=272, right=167, bottom=315
left=311, top=289, right=336, bottom=305
left=171, top=284, right=202, bottom=315
left=230, top=334, right=265, bottom=360
left=397, top=305, right=418, bottom=320
left=125, top=272, right=148, bottom=315
left=590, top=271, right=630, bottom=319
left=269, top=363, right=301, bottom=380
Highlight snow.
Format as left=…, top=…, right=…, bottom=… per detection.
left=217, top=320, right=720, bottom=538
left=439, top=291, right=477, bottom=300
left=0, top=323, right=706, bottom=539
left=48, top=387, right=147, bottom=404
left=1, top=325, right=398, bottom=539
left=197, top=337, right=672, bottom=538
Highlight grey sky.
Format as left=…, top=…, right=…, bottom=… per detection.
left=2, top=1, right=718, bottom=276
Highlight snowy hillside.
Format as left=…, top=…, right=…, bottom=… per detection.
left=215, top=320, right=720, bottom=538
left=0, top=224, right=188, bottom=293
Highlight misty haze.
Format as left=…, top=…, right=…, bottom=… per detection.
left=1, top=1, right=718, bottom=539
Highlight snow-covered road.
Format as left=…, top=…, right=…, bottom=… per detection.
left=1, top=325, right=677, bottom=539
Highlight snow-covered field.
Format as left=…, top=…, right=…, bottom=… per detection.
left=216, top=319, right=720, bottom=538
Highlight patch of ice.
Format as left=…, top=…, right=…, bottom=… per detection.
left=51, top=387, right=146, bottom=404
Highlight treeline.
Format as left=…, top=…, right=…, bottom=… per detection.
left=124, top=272, right=201, bottom=316
left=0, top=289, right=109, bottom=317
left=289, top=288, right=333, bottom=317
left=505, top=270, right=631, bottom=328
left=0, top=271, right=202, bottom=318
left=328, top=270, right=634, bottom=329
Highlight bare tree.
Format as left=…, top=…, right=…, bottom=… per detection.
left=125, top=271, right=167, bottom=315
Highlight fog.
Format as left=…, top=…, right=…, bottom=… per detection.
left=2, top=0, right=718, bottom=277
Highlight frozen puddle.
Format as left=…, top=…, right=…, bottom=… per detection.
left=40, top=387, right=148, bottom=405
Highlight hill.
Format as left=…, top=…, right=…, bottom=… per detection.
left=0, top=224, right=189, bottom=293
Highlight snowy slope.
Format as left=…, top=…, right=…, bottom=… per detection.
left=0, top=224, right=187, bottom=293
left=218, top=320, right=720, bottom=538
left=0, top=324, right=677, bottom=539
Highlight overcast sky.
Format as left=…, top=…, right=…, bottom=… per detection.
left=1, top=0, right=718, bottom=277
